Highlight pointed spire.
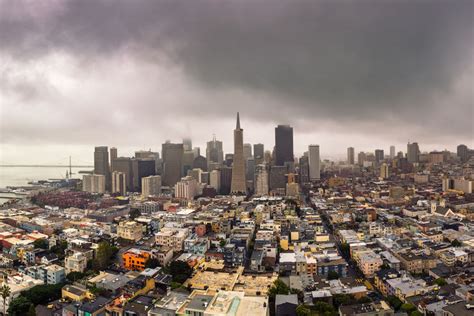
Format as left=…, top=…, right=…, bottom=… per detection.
left=236, top=112, right=241, bottom=130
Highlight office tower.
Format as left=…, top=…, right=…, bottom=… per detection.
left=380, top=163, right=389, bottom=179
left=246, top=157, right=255, bottom=185
left=255, top=164, right=269, bottom=196
left=94, top=146, right=110, bottom=189
left=142, top=175, right=162, bottom=197
left=457, top=144, right=469, bottom=163
left=175, top=176, right=198, bottom=200
left=187, top=168, right=202, bottom=183
left=358, top=152, right=366, bottom=166
left=269, top=165, right=287, bottom=190
left=210, top=170, right=221, bottom=192
left=135, top=150, right=161, bottom=174
left=264, top=150, right=272, bottom=164
left=375, top=149, right=384, bottom=164
left=200, top=171, right=210, bottom=185
left=219, top=166, right=233, bottom=195
left=183, top=138, right=192, bottom=151
left=407, top=142, right=420, bottom=163
left=110, top=147, right=117, bottom=170
left=347, top=147, right=355, bottom=165
left=298, top=156, right=310, bottom=183
left=390, top=146, right=395, bottom=159
left=82, top=174, right=105, bottom=194
left=111, top=171, right=126, bottom=195
left=132, top=159, right=155, bottom=191
left=112, top=157, right=133, bottom=191
left=308, top=145, right=320, bottom=181
left=243, top=143, right=253, bottom=160
left=182, top=151, right=195, bottom=176
left=254, top=143, right=264, bottom=164
left=162, top=142, right=184, bottom=187
left=192, top=147, right=200, bottom=158
left=193, top=156, right=207, bottom=171
left=224, top=154, right=234, bottom=167
left=397, top=151, right=404, bottom=159
left=286, top=173, right=299, bottom=197
left=275, top=125, right=294, bottom=166
left=206, top=136, right=224, bottom=168
left=231, top=113, right=247, bottom=194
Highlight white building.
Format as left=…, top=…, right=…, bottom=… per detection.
left=308, top=145, right=320, bottom=180
left=82, top=174, right=105, bottom=193
left=255, top=164, right=269, bottom=196
left=142, top=175, right=162, bottom=197
left=175, top=176, right=198, bottom=200
left=111, top=171, right=127, bottom=195
left=210, top=170, right=221, bottom=192
left=65, top=252, right=88, bottom=274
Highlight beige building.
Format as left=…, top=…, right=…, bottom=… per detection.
left=142, top=175, right=162, bottom=197
left=82, top=174, right=105, bottom=193
left=117, top=220, right=144, bottom=241
left=155, top=227, right=189, bottom=251
left=353, top=248, right=383, bottom=277
left=111, top=171, right=127, bottom=195
left=175, top=176, right=198, bottom=200
left=231, top=112, right=247, bottom=194
left=65, top=252, right=88, bottom=274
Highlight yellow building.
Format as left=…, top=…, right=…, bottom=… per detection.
left=117, top=221, right=144, bottom=241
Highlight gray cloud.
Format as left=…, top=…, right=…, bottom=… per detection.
left=0, top=0, right=473, bottom=162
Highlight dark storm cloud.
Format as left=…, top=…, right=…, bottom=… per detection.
left=0, top=0, right=473, bottom=156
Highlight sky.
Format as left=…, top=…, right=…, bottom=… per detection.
left=1, top=0, right=473, bottom=165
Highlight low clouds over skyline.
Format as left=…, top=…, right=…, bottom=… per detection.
left=1, top=0, right=473, bottom=164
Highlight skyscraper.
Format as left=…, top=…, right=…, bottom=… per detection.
left=308, top=145, right=320, bottom=181
left=142, top=175, right=162, bottom=197
left=253, top=143, right=264, bottom=164
left=82, top=174, right=105, bottom=194
left=457, top=144, right=469, bottom=163
left=255, top=164, right=269, bottom=196
left=110, top=147, right=117, bottom=170
left=112, top=157, right=133, bottom=191
left=407, top=142, right=420, bottom=163
left=347, top=147, right=355, bottom=165
left=94, top=146, right=110, bottom=189
left=375, top=149, right=384, bottom=164
left=231, top=113, right=246, bottom=194
left=206, top=136, right=224, bottom=168
left=389, top=146, right=395, bottom=159
left=111, top=171, right=126, bottom=195
left=132, top=158, right=155, bottom=191
left=298, top=156, right=310, bottom=183
left=162, top=142, right=184, bottom=187
left=275, top=125, right=294, bottom=166
left=380, top=163, right=389, bottom=179
left=183, top=138, right=193, bottom=151
left=358, top=152, right=366, bottom=166
left=243, top=143, right=253, bottom=160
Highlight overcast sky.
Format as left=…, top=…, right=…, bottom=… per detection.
left=1, top=0, right=473, bottom=164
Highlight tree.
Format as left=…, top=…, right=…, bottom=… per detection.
left=7, top=296, right=32, bottom=316
left=327, top=271, right=339, bottom=280
left=169, top=261, right=193, bottom=284
left=410, top=311, right=423, bottom=316
left=145, top=258, right=160, bottom=269
left=386, top=295, right=402, bottom=310
left=22, top=283, right=64, bottom=305
left=91, top=242, right=118, bottom=271
left=313, top=301, right=337, bottom=316
left=400, top=303, right=416, bottom=313
left=33, top=238, right=48, bottom=249
left=219, top=239, right=226, bottom=248
left=0, top=284, right=11, bottom=316
left=268, top=279, right=290, bottom=299
left=339, top=243, right=350, bottom=258
left=129, top=209, right=141, bottom=220
left=66, top=271, right=87, bottom=282
left=434, top=278, right=447, bottom=286
left=296, top=304, right=311, bottom=316
left=357, top=296, right=372, bottom=304
left=27, top=304, right=36, bottom=316
left=333, top=294, right=356, bottom=308
left=451, top=239, right=462, bottom=247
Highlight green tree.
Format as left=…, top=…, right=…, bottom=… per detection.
left=268, top=279, right=290, bottom=299
left=169, top=261, right=193, bottom=284
left=296, top=304, right=311, bottom=316
left=434, top=278, right=447, bottom=286
left=451, top=239, right=462, bottom=247
left=386, top=295, right=402, bottom=310
left=400, top=303, right=416, bottom=313
left=327, top=271, right=339, bottom=280
left=129, top=209, right=141, bottom=220
left=91, top=241, right=118, bottom=271
left=145, top=257, right=160, bottom=269
left=66, top=271, right=87, bottom=282
left=313, top=301, right=337, bottom=315
left=333, top=294, right=356, bottom=307
left=22, top=283, right=64, bottom=305
left=410, top=311, right=423, bottom=316
left=27, top=304, right=36, bottom=316
left=0, top=284, right=11, bottom=316
left=33, top=238, right=49, bottom=249
left=357, top=296, right=372, bottom=304
left=7, top=296, right=33, bottom=316
left=219, top=239, right=226, bottom=247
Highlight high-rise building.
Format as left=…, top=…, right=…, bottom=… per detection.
left=206, top=136, right=224, bottom=168
left=175, top=176, right=198, bottom=200
left=380, top=163, right=389, bottom=179
left=135, top=150, right=161, bottom=175
left=210, top=170, right=221, bottom=192
left=182, top=151, right=195, bottom=177
left=142, top=175, right=162, bottom=197
left=112, top=157, right=133, bottom=191
left=132, top=158, right=155, bottom=191
left=269, top=165, right=287, bottom=190
left=407, top=142, right=420, bottom=163
left=308, top=145, right=320, bottom=181
left=457, top=144, right=469, bottom=163
left=358, top=152, right=366, bottom=166
left=111, top=171, right=126, bottom=195
left=110, top=147, right=117, bottom=170
left=193, top=156, right=207, bottom=171
left=231, top=113, right=246, bottom=194
left=390, top=146, right=395, bottom=159
left=298, top=156, right=310, bottom=183
left=183, top=138, right=192, bottom=151
left=275, top=125, right=294, bottom=166
left=255, top=164, right=269, bottom=196
left=253, top=143, right=264, bottom=164
left=243, top=143, right=253, bottom=160
left=375, top=149, right=384, bottom=164
left=94, top=146, right=110, bottom=189
left=347, top=147, right=355, bottom=165
left=246, top=157, right=255, bottom=191
left=82, top=174, right=105, bottom=194
left=162, top=142, right=184, bottom=187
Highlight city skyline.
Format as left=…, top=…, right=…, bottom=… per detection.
left=1, top=1, right=473, bottom=164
